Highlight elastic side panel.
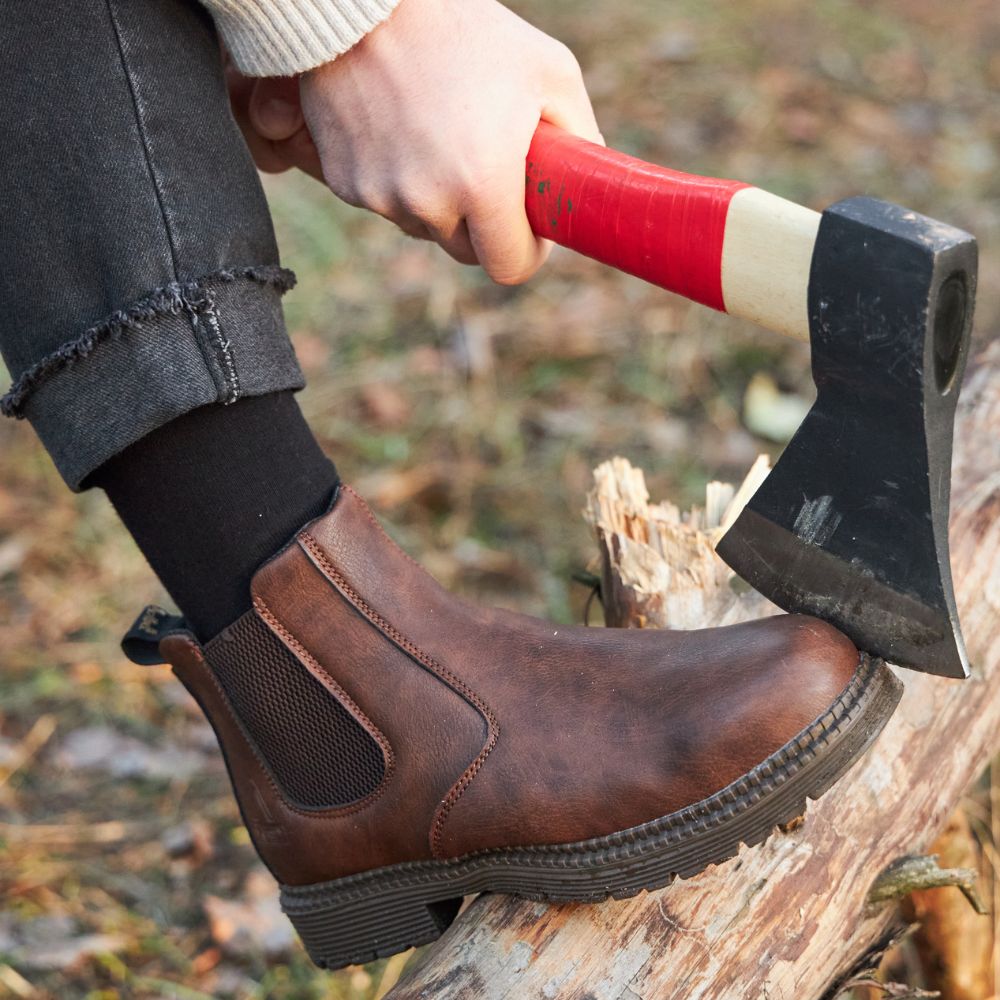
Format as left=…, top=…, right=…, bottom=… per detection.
left=206, top=611, right=385, bottom=809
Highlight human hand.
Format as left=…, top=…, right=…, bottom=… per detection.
left=224, top=58, right=323, bottom=180
left=296, top=0, right=603, bottom=284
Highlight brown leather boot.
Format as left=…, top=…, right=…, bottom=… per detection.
left=126, top=484, right=901, bottom=970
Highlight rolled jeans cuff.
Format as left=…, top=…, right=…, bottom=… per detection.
left=1, top=265, right=305, bottom=491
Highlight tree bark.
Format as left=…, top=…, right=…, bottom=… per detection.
left=392, top=341, right=1000, bottom=1000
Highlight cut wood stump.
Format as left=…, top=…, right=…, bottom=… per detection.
left=391, top=341, right=1000, bottom=1000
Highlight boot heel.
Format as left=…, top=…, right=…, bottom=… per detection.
left=280, top=878, right=462, bottom=969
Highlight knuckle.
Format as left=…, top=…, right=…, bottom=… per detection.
left=397, top=192, right=455, bottom=242
left=453, top=158, right=490, bottom=199
left=396, top=217, right=429, bottom=241
left=394, top=180, right=434, bottom=220
left=454, top=159, right=508, bottom=214
left=550, top=40, right=583, bottom=79
left=320, top=166, right=354, bottom=203
left=352, top=178, right=392, bottom=217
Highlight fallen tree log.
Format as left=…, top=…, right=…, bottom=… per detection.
left=392, top=341, right=1000, bottom=1000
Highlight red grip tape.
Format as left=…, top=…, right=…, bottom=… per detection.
left=526, top=123, right=748, bottom=311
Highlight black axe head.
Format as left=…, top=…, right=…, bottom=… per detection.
left=717, top=196, right=977, bottom=677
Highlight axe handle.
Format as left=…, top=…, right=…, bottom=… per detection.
left=525, top=122, right=819, bottom=341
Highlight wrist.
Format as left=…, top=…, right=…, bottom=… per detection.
left=203, top=0, right=406, bottom=77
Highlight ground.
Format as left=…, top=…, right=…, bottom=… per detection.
left=1, top=0, right=998, bottom=997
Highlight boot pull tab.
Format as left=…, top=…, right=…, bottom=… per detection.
left=122, top=605, right=191, bottom=665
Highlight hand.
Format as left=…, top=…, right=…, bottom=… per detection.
left=224, top=58, right=323, bottom=180
left=298, top=0, right=603, bottom=284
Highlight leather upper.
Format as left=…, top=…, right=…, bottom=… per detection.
left=160, top=485, right=860, bottom=886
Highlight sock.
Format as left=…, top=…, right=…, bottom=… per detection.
left=91, top=391, right=339, bottom=640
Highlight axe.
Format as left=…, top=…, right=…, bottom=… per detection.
left=524, top=122, right=977, bottom=679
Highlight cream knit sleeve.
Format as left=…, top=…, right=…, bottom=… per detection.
left=202, top=0, right=404, bottom=76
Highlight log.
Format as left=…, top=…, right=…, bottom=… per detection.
left=391, top=341, right=1000, bottom=1000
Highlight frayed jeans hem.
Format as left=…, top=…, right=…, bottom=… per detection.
left=3, top=266, right=305, bottom=490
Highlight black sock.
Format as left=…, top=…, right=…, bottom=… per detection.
left=91, top=392, right=339, bottom=641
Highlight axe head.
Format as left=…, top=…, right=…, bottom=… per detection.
left=717, top=197, right=977, bottom=677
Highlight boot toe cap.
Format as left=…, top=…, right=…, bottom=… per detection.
left=650, top=614, right=863, bottom=812
left=771, top=613, right=862, bottom=715
left=721, top=613, right=862, bottom=769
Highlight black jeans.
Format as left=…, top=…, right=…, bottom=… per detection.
left=0, top=0, right=304, bottom=489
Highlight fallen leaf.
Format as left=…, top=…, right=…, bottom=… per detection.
left=4, top=915, right=125, bottom=972
left=55, top=726, right=204, bottom=781
left=203, top=871, right=295, bottom=960
left=743, top=372, right=811, bottom=443
left=161, top=819, right=214, bottom=865
left=21, top=934, right=126, bottom=973
left=360, top=382, right=412, bottom=429
left=0, top=538, right=27, bottom=577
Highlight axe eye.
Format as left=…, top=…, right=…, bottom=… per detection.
left=933, top=272, right=968, bottom=395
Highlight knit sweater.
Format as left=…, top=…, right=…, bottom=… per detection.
left=202, top=0, right=404, bottom=76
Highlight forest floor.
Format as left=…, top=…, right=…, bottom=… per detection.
left=1, top=0, right=998, bottom=996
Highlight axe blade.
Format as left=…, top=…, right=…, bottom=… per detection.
left=717, top=197, right=976, bottom=677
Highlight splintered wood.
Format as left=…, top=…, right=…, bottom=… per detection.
left=584, top=454, right=774, bottom=630
left=394, top=342, right=1000, bottom=1000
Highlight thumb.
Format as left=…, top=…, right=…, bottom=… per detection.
left=248, top=77, right=304, bottom=142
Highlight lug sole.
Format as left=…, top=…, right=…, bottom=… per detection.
left=280, top=654, right=902, bottom=970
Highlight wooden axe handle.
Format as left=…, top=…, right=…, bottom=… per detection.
left=525, top=122, right=820, bottom=341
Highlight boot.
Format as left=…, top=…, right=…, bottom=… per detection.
left=125, top=484, right=901, bottom=969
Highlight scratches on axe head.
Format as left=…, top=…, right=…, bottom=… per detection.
left=793, top=495, right=843, bottom=547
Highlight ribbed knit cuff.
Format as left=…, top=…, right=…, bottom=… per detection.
left=203, top=0, right=404, bottom=76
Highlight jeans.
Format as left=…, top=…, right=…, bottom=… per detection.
left=0, top=0, right=305, bottom=489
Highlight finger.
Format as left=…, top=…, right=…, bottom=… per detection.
left=464, top=168, right=551, bottom=284
left=428, top=217, right=479, bottom=266
left=541, top=45, right=605, bottom=147
left=224, top=63, right=254, bottom=117
left=274, top=126, right=325, bottom=182
left=242, top=131, right=296, bottom=175
left=392, top=216, right=432, bottom=241
left=249, top=77, right=305, bottom=142
left=223, top=75, right=293, bottom=173
left=387, top=209, right=479, bottom=266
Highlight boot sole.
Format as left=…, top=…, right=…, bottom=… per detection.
left=280, top=654, right=901, bottom=970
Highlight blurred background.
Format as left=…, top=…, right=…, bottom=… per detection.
left=1, top=0, right=998, bottom=996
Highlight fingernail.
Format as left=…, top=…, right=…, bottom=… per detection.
left=256, top=98, right=301, bottom=138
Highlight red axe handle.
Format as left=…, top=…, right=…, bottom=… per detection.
left=525, top=122, right=821, bottom=341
